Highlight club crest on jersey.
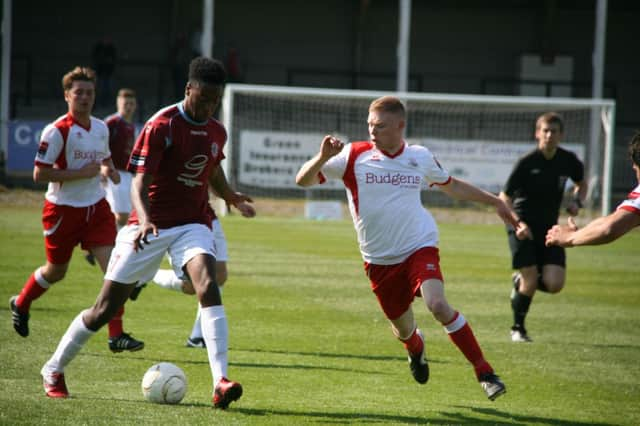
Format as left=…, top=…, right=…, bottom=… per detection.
left=211, top=143, right=219, bottom=157
left=425, top=263, right=437, bottom=271
left=36, top=142, right=49, bottom=159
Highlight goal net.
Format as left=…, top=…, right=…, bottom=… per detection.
left=221, top=84, right=615, bottom=218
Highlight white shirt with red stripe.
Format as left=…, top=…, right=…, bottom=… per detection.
left=35, top=113, right=111, bottom=207
left=319, top=141, right=451, bottom=265
left=617, top=184, right=640, bottom=215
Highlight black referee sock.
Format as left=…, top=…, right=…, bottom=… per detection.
left=511, top=291, right=532, bottom=331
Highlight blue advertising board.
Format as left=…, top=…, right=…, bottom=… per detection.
left=7, top=120, right=47, bottom=175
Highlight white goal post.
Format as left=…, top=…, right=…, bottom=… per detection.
left=221, top=83, right=615, bottom=216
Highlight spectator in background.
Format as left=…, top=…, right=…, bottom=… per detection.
left=171, top=33, right=192, bottom=100
left=546, top=132, right=640, bottom=247
left=499, top=112, right=587, bottom=343
left=92, top=37, right=117, bottom=107
left=225, top=46, right=242, bottom=83
left=9, top=66, right=144, bottom=354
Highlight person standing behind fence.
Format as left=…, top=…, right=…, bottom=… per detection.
left=499, top=112, right=587, bottom=343
left=92, top=37, right=117, bottom=107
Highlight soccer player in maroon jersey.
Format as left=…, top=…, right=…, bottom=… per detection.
left=104, top=88, right=137, bottom=230
left=9, top=66, right=143, bottom=353
left=39, top=57, right=254, bottom=410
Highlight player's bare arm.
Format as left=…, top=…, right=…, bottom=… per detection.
left=130, top=173, right=157, bottom=251
left=101, top=158, right=121, bottom=185
left=546, top=209, right=640, bottom=247
left=295, top=135, right=344, bottom=187
left=499, top=190, right=532, bottom=240
left=33, top=162, right=101, bottom=183
left=441, top=178, right=522, bottom=231
left=208, top=165, right=256, bottom=218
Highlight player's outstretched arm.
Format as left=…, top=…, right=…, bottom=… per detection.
left=440, top=177, right=520, bottom=229
left=296, top=135, right=343, bottom=187
left=546, top=210, right=640, bottom=247
left=499, top=191, right=532, bottom=240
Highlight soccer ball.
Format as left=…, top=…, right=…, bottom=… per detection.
left=141, top=362, right=187, bottom=404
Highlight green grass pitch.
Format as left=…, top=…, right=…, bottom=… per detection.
left=1, top=205, right=638, bottom=425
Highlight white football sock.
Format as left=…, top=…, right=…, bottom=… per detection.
left=43, top=310, right=95, bottom=373
left=189, top=305, right=203, bottom=340
left=200, top=305, right=228, bottom=389
left=152, top=269, right=183, bottom=292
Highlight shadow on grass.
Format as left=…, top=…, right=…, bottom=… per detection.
left=81, top=351, right=391, bottom=375
left=458, top=406, right=619, bottom=426
left=232, top=346, right=448, bottom=364
left=68, top=397, right=521, bottom=425
left=54, top=394, right=621, bottom=426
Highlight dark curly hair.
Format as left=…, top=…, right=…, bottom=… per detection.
left=629, top=132, right=640, bottom=167
left=188, top=57, right=226, bottom=86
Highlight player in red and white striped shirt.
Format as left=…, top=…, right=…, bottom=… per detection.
left=9, top=66, right=143, bottom=353
left=546, top=132, right=640, bottom=247
left=297, top=95, right=524, bottom=401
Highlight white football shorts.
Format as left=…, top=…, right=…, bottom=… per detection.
left=105, top=222, right=215, bottom=285
left=104, top=171, right=133, bottom=214
left=212, top=218, right=228, bottom=262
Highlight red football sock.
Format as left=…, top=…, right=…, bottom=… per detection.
left=400, top=328, right=424, bottom=355
left=108, top=306, right=125, bottom=338
left=444, top=312, right=493, bottom=378
left=16, top=270, right=49, bottom=313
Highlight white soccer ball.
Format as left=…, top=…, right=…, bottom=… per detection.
left=141, top=362, right=187, bottom=404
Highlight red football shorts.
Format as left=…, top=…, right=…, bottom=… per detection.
left=42, top=198, right=117, bottom=264
left=364, top=246, right=444, bottom=320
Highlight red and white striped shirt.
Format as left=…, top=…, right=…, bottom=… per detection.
left=617, top=184, right=640, bottom=215
left=319, top=141, right=450, bottom=264
left=35, top=113, right=110, bottom=207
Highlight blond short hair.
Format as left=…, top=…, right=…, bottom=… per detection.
left=369, top=96, right=406, bottom=118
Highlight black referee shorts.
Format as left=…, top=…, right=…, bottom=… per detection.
left=507, top=227, right=566, bottom=271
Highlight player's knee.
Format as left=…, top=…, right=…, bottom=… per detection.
left=42, top=268, right=66, bottom=284
left=426, top=297, right=449, bottom=318
left=216, top=270, right=228, bottom=287
left=197, top=278, right=221, bottom=304
left=544, top=279, right=565, bottom=293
